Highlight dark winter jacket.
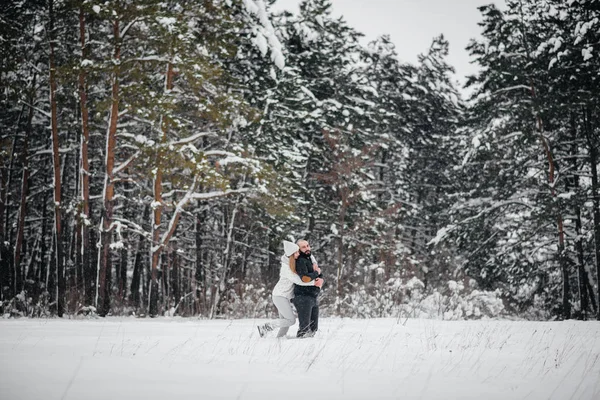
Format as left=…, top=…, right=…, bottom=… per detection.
left=293, top=252, right=322, bottom=298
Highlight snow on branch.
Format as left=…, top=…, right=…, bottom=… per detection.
left=300, top=86, right=318, bottom=102
left=154, top=180, right=198, bottom=252
left=120, top=17, right=141, bottom=40
left=169, top=131, right=217, bottom=146
left=203, top=150, right=236, bottom=157
left=428, top=224, right=457, bottom=246
left=33, top=146, right=77, bottom=156
left=429, top=199, right=535, bottom=246
left=19, top=101, right=51, bottom=119
left=121, top=56, right=173, bottom=65
left=112, top=217, right=152, bottom=240
left=151, top=184, right=251, bottom=254
left=491, top=85, right=531, bottom=96
left=191, top=188, right=250, bottom=200
left=243, top=0, right=285, bottom=70
left=113, top=151, right=140, bottom=175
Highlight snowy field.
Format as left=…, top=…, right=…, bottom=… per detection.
left=1, top=318, right=599, bottom=400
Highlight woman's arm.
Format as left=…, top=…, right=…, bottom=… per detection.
left=281, top=261, right=314, bottom=286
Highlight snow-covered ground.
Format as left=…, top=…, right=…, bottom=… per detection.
left=1, top=317, right=599, bottom=399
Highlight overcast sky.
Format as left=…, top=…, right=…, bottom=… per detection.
left=272, top=0, right=506, bottom=91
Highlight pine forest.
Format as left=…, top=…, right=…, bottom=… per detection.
left=1, top=0, right=599, bottom=321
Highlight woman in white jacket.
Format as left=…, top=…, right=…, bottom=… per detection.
left=257, top=240, right=323, bottom=338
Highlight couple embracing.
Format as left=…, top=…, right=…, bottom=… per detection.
left=257, top=239, right=324, bottom=338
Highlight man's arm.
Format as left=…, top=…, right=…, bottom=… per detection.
left=296, top=258, right=320, bottom=283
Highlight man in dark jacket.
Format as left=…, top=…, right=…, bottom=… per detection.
left=293, top=239, right=323, bottom=338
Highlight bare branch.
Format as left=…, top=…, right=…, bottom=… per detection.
left=191, top=188, right=250, bottom=200
left=19, top=101, right=51, bottom=119
left=113, top=151, right=139, bottom=175
left=170, top=131, right=217, bottom=146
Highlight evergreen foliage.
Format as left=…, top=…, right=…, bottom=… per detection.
left=0, top=0, right=598, bottom=320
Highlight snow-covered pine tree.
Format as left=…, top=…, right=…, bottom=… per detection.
left=440, top=2, right=569, bottom=318
left=402, top=36, right=463, bottom=290
left=438, top=0, right=600, bottom=319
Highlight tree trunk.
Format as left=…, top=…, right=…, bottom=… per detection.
left=556, top=180, right=569, bottom=319
left=0, top=153, right=5, bottom=244
left=195, top=210, right=207, bottom=315
left=87, top=226, right=97, bottom=306
left=3, top=112, right=21, bottom=247
left=162, top=252, right=169, bottom=312
left=519, top=7, right=571, bottom=315
left=73, top=146, right=82, bottom=301
left=575, top=206, right=589, bottom=319
left=48, top=232, right=56, bottom=305
left=2, top=119, right=21, bottom=301
left=585, top=272, right=598, bottom=315
left=63, top=135, right=77, bottom=311
left=130, top=205, right=149, bottom=310
left=118, top=230, right=128, bottom=307
left=39, top=164, right=49, bottom=297
left=98, top=17, right=121, bottom=316
left=49, top=0, right=65, bottom=316
left=25, top=237, right=39, bottom=284
left=583, top=106, right=600, bottom=320
left=569, top=112, right=588, bottom=319
left=336, top=197, right=346, bottom=306
left=14, top=83, right=35, bottom=296
left=213, top=201, right=239, bottom=318
left=129, top=234, right=143, bottom=309
left=150, top=61, right=175, bottom=317
left=150, top=156, right=163, bottom=317
left=0, top=162, right=7, bottom=301
left=142, top=254, right=150, bottom=313
left=172, top=245, right=180, bottom=310
left=150, top=166, right=162, bottom=317
left=526, top=76, right=570, bottom=318
left=79, top=4, right=92, bottom=306
left=115, top=175, right=130, bottom=309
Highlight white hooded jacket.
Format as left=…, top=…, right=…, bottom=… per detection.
left=272, top=254, right=317, bottom=299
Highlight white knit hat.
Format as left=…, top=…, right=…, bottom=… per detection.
left=283, top=240, right=299, bottom=257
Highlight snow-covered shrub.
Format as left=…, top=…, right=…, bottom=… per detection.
left=320, top=275, right=505, bottom=320
left=413, top=280, right=504, bottom=320
left=75, top=305, right=99, bottom=318
left=216, top=283, right=271, bottom=319
left=1, top=290, right=51, bottom=318
left=322, top=273, right=426, bottom=318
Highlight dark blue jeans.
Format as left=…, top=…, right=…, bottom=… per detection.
left=293, top=295, right=319, bottom=337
